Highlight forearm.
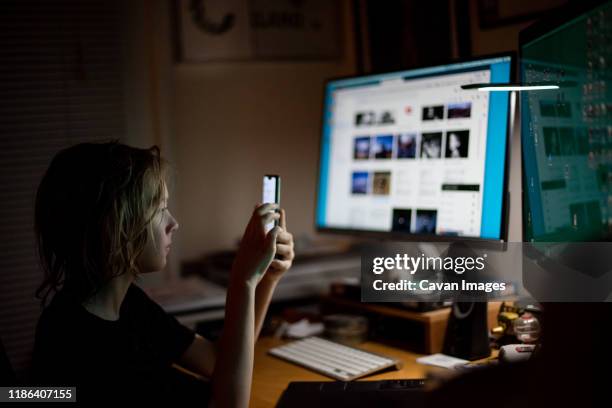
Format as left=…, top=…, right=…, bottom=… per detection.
left=211, top=280, right=256, bottom=408
left=254, top=276, right=279, bottom=340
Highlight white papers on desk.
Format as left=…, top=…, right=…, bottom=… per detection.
left=142, top=276, right=226, bottom=314
left=416, top=353, right=468, bottom=369
left=277, top=318, right=325, bottom=339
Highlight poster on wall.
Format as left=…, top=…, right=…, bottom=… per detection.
left=175, top=0, right=341, bottom=61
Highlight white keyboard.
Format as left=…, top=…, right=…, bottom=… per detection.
left=268, top=337, right=403, bottom=381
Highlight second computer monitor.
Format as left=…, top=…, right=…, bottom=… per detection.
left=520, top=1, right=612, bottom=242
left=316, top=55, right=514, bottom=241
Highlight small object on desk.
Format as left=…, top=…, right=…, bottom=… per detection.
left=491, top=311, right=519, bottom=336
left=280, top=318, right=324, bottom=339
left=498, top=344, right=536, bottom=364
left=513, top=312, right=541, bottom=343
left=416, top=353, right=469, bottom=369
left=323, top=314, right=368, bottom=345
left=268, top=336, right=403, bottom=381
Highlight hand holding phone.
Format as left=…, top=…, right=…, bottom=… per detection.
left=263, top=175, right=281, bottom=233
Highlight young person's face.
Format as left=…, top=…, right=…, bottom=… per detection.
left=137, top=185, right=179, bottom=273
left=450, top=133, right=460, bottom=150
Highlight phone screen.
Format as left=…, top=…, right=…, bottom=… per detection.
left=263, top=175, right=280, bottom=233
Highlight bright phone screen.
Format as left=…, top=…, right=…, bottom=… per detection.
left=263, top=175, right=279, bottom=232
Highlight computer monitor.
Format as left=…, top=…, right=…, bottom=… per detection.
left=520, top=0, right=612, bottom=242
left=316, top=55, right=514, bottom=242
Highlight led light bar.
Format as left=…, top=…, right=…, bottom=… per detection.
left=461, top=83, right=560, bottom=91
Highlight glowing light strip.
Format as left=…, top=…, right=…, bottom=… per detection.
left=477, top=85, right=559, bottom=91
left=460, top=83, right=561, bottom=92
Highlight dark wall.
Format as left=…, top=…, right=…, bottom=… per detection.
left=356, top=0, right=470, bottom=73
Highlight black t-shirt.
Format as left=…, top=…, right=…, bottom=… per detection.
left=32, top=284, right=204, bottom=402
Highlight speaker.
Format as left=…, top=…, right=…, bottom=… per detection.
left=442, top=302, right=490, bottom=361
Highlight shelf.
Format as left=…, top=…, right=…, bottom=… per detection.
left=321, top=295, right=500, bottom=354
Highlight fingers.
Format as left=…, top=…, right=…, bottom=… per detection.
left=261, top=210, right=281, bottom=226
left=279, top=208, right=287, bottom=230
left=269, top=259, right=292, bottom=271
left=263, top=226, right=281, bottom=257
left=275, top=243, right=294, bottom=260
left=255, top=203, right=278, bottom=216
left=276, top=229, right=293, bottom=244
left=264, top=225, right=281, bottom=241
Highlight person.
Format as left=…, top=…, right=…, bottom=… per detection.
left=447, top=132, right=462, bottom=158
left=421, top=136, right=441, bottom=158
left=31, top=141, right=295, bottom=406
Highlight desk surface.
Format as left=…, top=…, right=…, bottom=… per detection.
left=250, top=337, right=437, bottom=408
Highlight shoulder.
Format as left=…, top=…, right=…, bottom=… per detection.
left=125, top=283, right=163, bottom=312
left=126, top=282, right=150, bottom=302
left=126, top=284, right=195, bottom=350
left=35, top=291, right=78, bottom=336
left=123, top=283, right=172, bottom=325
left=32, top=292, right=82, bottom=378
left=34, top=290, right=91, bottom=352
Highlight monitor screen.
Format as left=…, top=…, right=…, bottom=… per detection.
left=520, top=1, right=612, bottom=242
left=316, top=55, right=513, bottom=241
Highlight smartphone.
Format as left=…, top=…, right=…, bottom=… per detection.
left=263, top=175, right=281, bottom=233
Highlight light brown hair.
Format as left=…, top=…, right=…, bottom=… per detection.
left=35, top=141, right=167, bottom=304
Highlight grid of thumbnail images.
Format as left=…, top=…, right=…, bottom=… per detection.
left=349, top=103, right=472, bottom=234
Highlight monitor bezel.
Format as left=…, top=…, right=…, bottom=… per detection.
left=315, top=52, right=516, bottom=244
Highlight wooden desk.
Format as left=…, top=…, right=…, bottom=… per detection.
left=250, top=337, right=434, bottom=408
left=321, top=297, right=501, bottom=354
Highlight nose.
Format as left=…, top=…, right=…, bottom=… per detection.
left=167, top=212, right=179, bottom=233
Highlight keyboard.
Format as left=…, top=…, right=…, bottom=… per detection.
left=268, top=337, right=403, bottom=381
left=276, top=379, right=426, bottom=408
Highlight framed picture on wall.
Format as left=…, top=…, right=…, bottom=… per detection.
left=173, top=0, right=342, bottom=62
